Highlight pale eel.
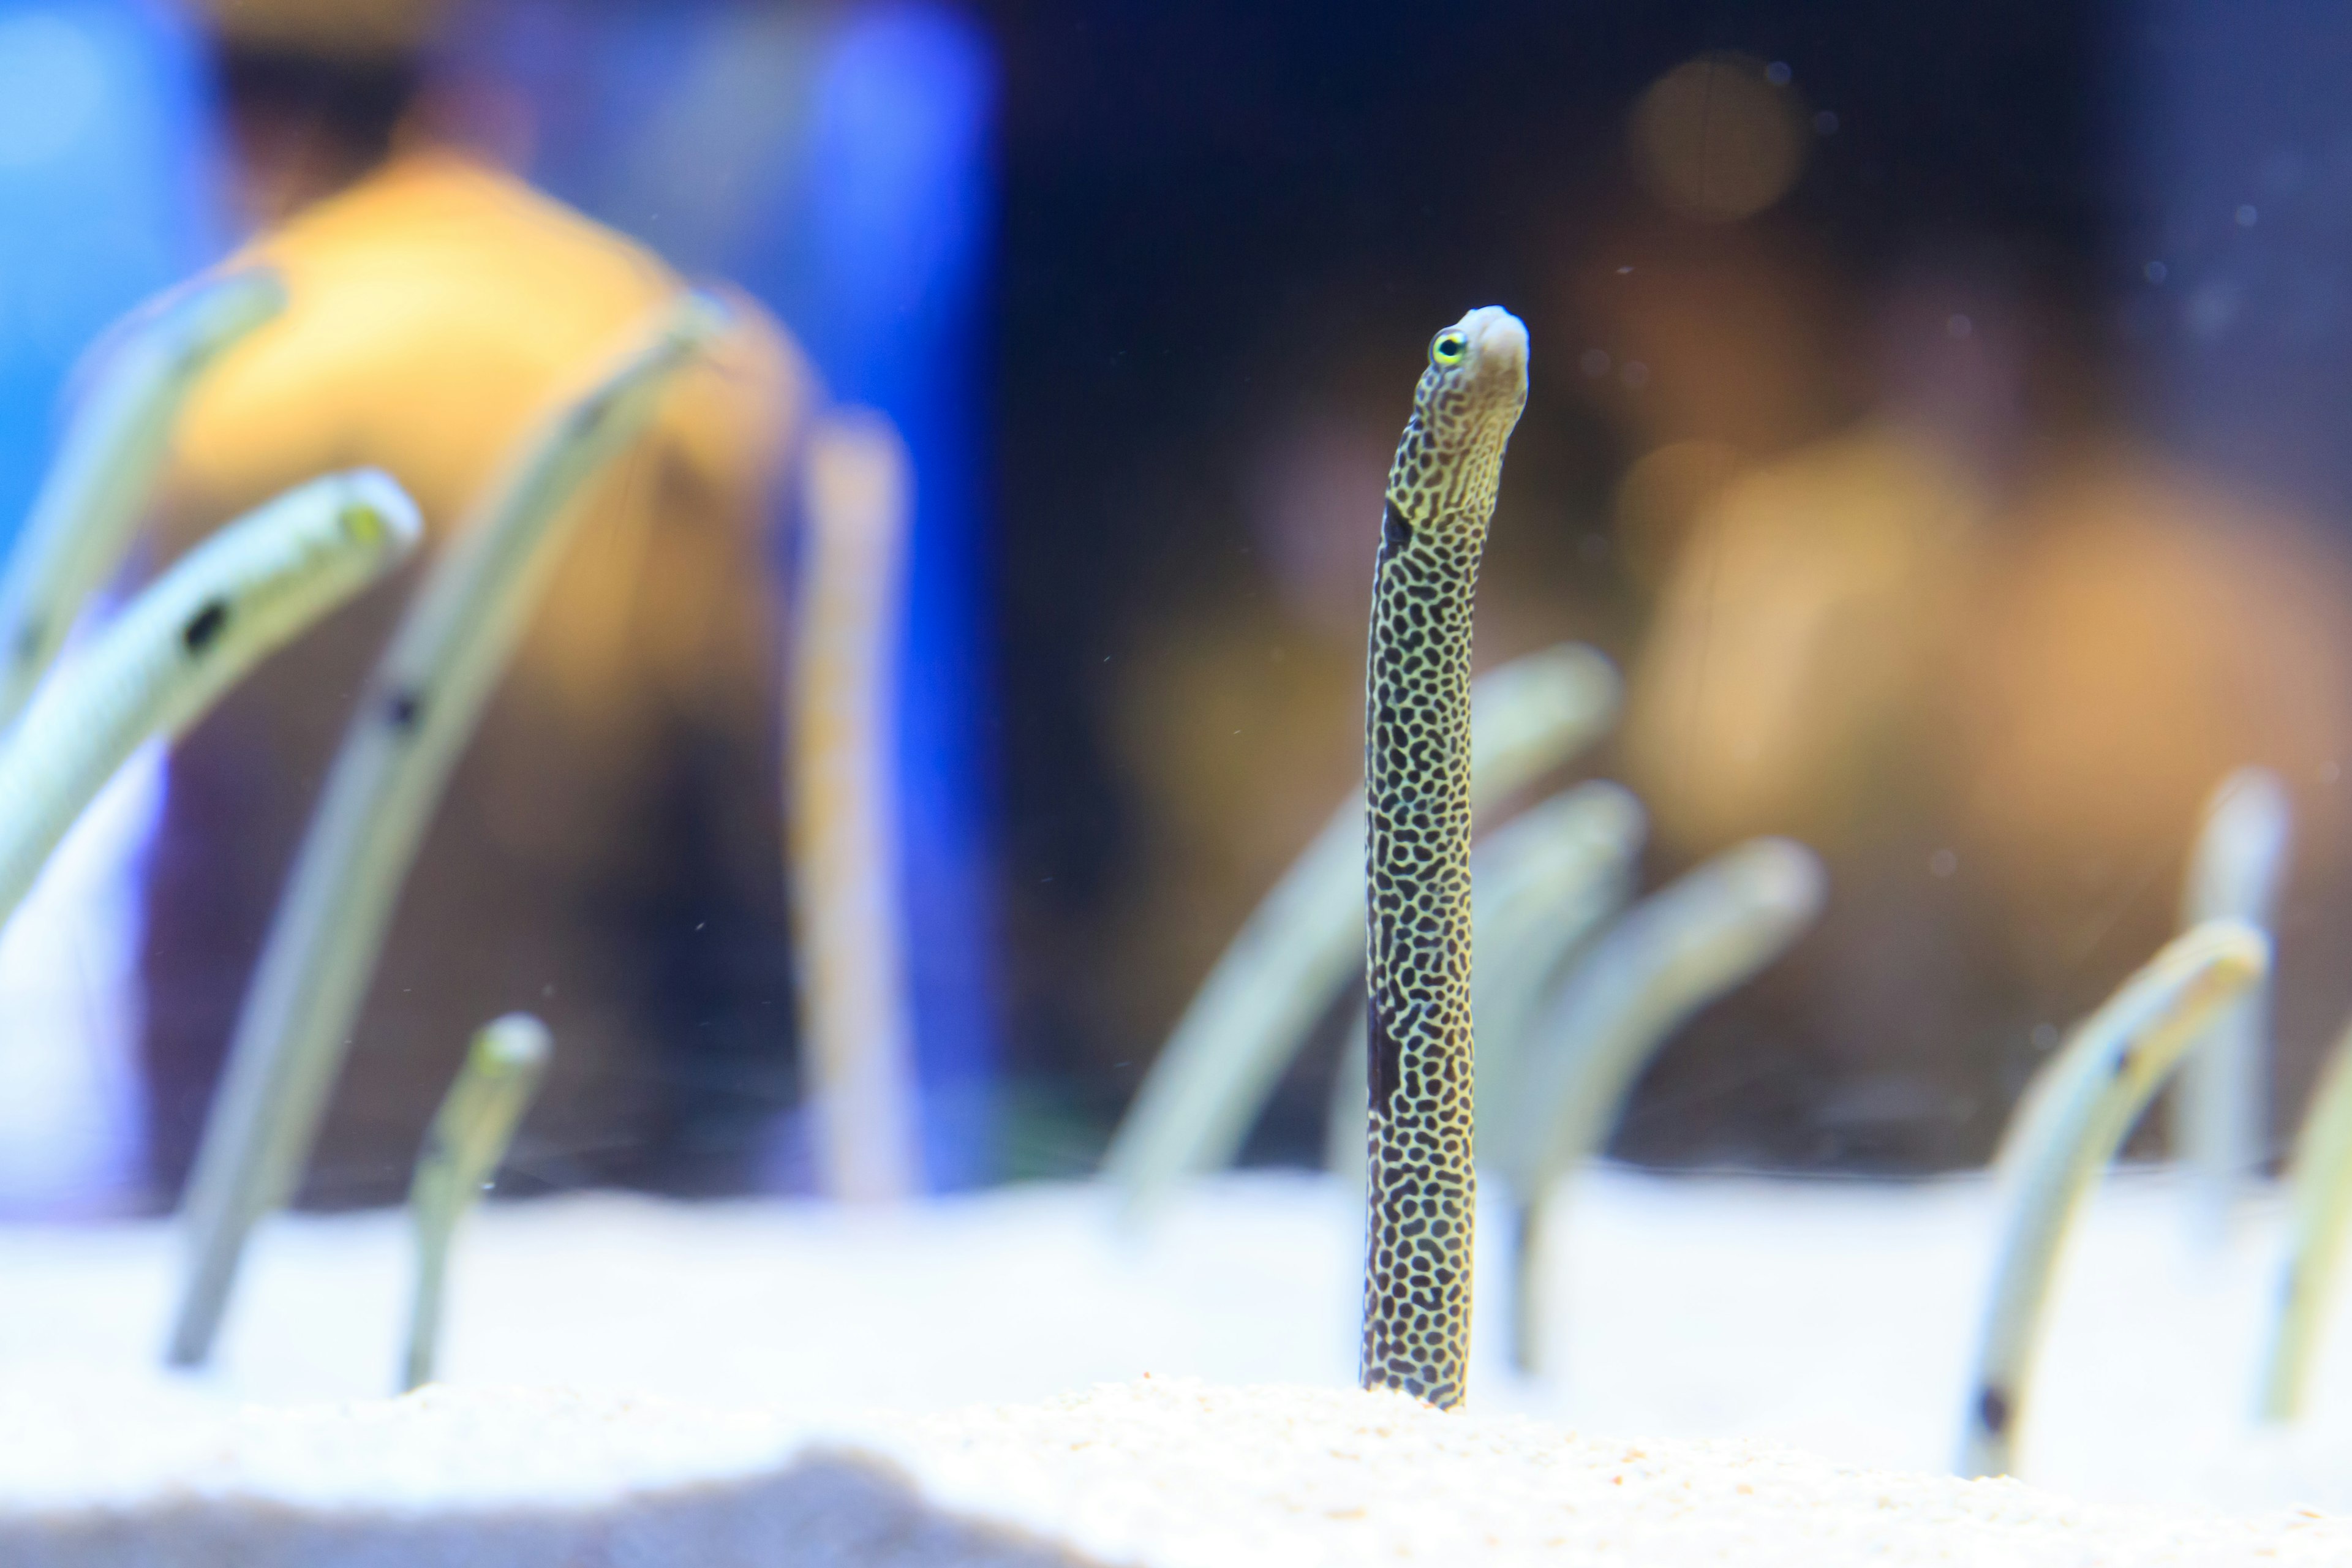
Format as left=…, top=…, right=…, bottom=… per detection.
left=2170, top=767, right=2291, bottom=1243
left=1496, top=837, right=1823, bottom=1376
left=790, top=409, right=921, bottom=1203
left=0, top=269, right=286, bottom=732
left=1958, top=919, right=2267, bottom=1478
left=0, top=470, right=418, bottom=929
left=1359, top=306, right=1528, bottom=1409
left=169, top=293, right=726, bottom=1368
left=1103, top=640, right=1616, bottom=1231
left=2256, top=1010, right=2352, bottom=1423
left=403, top=1013, right=551, bottom=1392
left=1324, top=780, right=1643, bottom=1183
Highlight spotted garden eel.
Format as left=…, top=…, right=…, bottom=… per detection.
left=2256, top=1010, right=2352, bottom=1423
left=0, top=470, right=418, bottom=930
left=2170, top=767, right=2291, bottom=1243
left=1492, top=837, right=1823, bottom=1375
left=1356, top=306, right=1528, bottom=1409
left=1104, top=640, right=1616, bottom=1230
left=169, top=293, right=727, bottom=1368
left=1324, top=780, right=1643, bottom=1183
left=0, top=268, right=286, bottom=731
left=791, top=409, right=921, bottom=1204
left=1958, top=919, right=2267, bottom=1478
left=404, top=1013, right=551, bottom=1392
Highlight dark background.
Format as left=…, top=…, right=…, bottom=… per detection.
left=986, top=1, right=2121, bottom=1177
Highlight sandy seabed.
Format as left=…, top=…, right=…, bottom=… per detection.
left=0, top=1167, right=2346, bottom=1562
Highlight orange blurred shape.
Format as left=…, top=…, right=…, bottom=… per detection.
left=1629, top=53, right=1809, bottom=224
left=1621, top=428, right=1981, bottom=854
left=1954, top=454, right=2352, bottom=891
left=1564, top=221, right=1842, bottom=459
left=198, top=0, right=450, bottom=59
left=175, top=151, right=796, bottom=532
left=163, top=151, right=805, bottom=769
left=1614, top=437, right=1741, bottom=590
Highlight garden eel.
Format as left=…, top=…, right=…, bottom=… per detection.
left=404, top=1012, right=551, bottom=1392
left=791, top=409, right=921, bottom=1203
left=1958, top=919, right=2267, bottom=1479
left=1324, top=780, right=1643, bottom=1182
left=1358, top=306, right=1528, bottom=1409
left=1491, top=837, right=1823, bottom=1376
left=0, top=268, right=286, bottom=732
left=168, top=293, right=727, bottom=1368
left=0, top=470, right=418, bottom=930
left=2257, top=1010, right=2352, bottom=1423
left=2170, top=767, right=2291, bottom=1244
left=1104, top=639, right=1616, bottom=1230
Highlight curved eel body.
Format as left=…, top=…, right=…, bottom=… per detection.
left=1359, top=306, right=1528, bottom=1408
left=1958, top=919, right=2267, bottom=1478
left=1496, top=836, right=1823, bottom=1375
left=170, top=293, right=727, bottom=1368
left=0, top=470, right=418, bottom=930
left=0, top=269, right=286, bottom=732
left=2258, top=1011, right=2352, bottom=1422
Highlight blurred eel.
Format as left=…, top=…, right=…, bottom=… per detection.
left=0, top=470, right=418, bottom=929
left=403, top=1013, right=551, bottom=1392
left=2258, top=1011, right=2352, bottom=1423
left=1497, top=837, right=1825, bottom=1376
left=1958, top=919, right=2267, bottom=1478
left=2170, top=767, right=2291, bottom=1243
left=170, top=293, right=726, bottom=1368
left=0, top=270, right=286, bottom=731
left=790, top=409, right=921, bottom=1203
left=1101, top=640, right=1619, bottom=1230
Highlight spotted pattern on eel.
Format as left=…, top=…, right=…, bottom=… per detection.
left=1359, top=306, right=1529, bottom=1409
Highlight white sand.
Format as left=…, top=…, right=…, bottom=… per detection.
left=0, top=1168, right=2347, bottom=1559
left=2, top=1378, right=2345, bottom=1566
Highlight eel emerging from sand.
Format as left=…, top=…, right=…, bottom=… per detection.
left=1357, top=307, right=1528, bottom=1409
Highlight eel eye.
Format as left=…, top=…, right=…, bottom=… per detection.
left=1430, top=330, right=1469, bottom=367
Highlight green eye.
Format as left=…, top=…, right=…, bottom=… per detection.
left=1430, top=330, right=1469, bottom=367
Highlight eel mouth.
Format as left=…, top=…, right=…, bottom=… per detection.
left=1450, top=306, right=1529, bottom=395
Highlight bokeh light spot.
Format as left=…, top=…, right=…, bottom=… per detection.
left=1629, top=53, right=1809, bottom=223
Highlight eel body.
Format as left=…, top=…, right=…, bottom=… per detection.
left=0, top=470, right=418, bottom=929
left=1359, top=307, right=1528, bottom=1408
left=1104, top=640, right=1618, bottom=1229
left=790, top=409, right=921, bottom=1203
left=1958, top=919, right=2267, bottom=1477
left=404, top=1014, right=551, bottom=1392
left=0, top=268, right=286, bottom=731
